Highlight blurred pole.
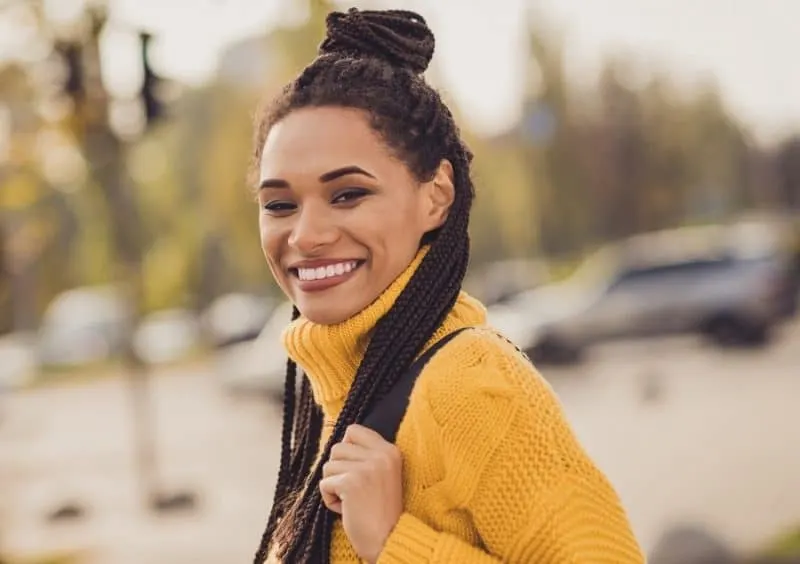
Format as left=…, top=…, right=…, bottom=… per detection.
left=64, top=9, right=157, bottom=503
left=64, top=7, right=192, bottom=512
left=5, top=208, right=38, bottom=333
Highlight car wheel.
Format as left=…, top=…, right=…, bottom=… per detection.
left=526, top=335, right=583, bottom=365
left=704, top=316, right=770, bottom=348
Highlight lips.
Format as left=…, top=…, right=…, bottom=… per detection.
left=288, top=259, right=365, bottom=293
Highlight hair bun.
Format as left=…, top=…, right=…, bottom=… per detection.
left=319, top=8, right=435, bottom=75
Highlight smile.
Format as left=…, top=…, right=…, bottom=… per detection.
left=289, top=259, right=365, bottom=293
left=296, top=260, right=359, bottom=281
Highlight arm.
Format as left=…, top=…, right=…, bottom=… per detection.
left=379, top=334, right=643, bottom=563
left=380, top=474, right=642, bottom=563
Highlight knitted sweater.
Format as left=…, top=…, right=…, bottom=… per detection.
left=281, top=251, right=644, bottom=563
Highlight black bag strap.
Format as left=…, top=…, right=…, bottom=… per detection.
left=362, top=327, right=470, bottom=443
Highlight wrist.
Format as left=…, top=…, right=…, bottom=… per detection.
left=366, top=512, right=401, bottom=564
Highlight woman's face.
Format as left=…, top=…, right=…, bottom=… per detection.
left=258, top=106, right=454, bottom=325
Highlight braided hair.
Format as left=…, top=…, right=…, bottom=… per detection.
left=251, top=8, right=475, bottom=563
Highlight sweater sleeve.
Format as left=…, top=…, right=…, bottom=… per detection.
left=378, top=512, right=501, bottom=563
left=378, top=332, right=644, bottom=563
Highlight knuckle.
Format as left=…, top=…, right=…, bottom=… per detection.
left=340, top=473, right=355, bottom=490
left=376, top=453, right=391, bottom=470
left=382, top=447, right=401, bottom=468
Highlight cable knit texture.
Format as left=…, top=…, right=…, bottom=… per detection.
left=281, top=249, right=644, bottom=563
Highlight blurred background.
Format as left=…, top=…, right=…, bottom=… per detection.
left=1, top=0, right=800, bottom=563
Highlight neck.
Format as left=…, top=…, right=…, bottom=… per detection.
left=281, top=248, right=486, bottom=420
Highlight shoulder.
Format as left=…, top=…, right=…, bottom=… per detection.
left=415, top=326, right=562, bottom=427
left=410, top=327, right=590, bottom=488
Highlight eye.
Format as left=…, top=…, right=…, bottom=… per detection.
left=332, top=188, right=370, bottom=205
left=262, top=201, right=297, bottom=215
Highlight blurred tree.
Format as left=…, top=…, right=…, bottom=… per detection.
left=519, top=21, right=585, bottom=257
left=270, top=0, right=333, bottom=78
left=0, top=62, right=47, bottom=332
left=776, top=136, right=800, bottom=210
left=3, top=0, right=795, bottom=337
left=680, top=81, right=750, bottom=220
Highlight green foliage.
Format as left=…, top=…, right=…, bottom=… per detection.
left=762, top=526, right=800, bottom=557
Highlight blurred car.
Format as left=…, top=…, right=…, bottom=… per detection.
left=0, top=331, right=37, bottom=390
left=464, top=258, right=550, bottom=307
left=133, top=308, right=202, bottom=365
left=37, top=285, right=131, bottom=368
left=494, top=221, right=797, bottom=365
left=216, top=300, right=294, bottom=401
left=202, top=292, right=274, bottom=348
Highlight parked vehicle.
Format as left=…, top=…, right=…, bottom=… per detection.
left=37, top=285, right=131, bottom=368
left=216, top=301, right=294, bottom=401
left=493, top=221, right=797, bottom=365
left=0, top=331, right=37, bottom=390
left=133, top=308, right=202, bottom=365
left=464, top=258, right=550, bottom=307
left=202, top=292, right=274, bottom=348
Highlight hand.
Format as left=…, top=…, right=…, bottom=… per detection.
left=320, top=424, right=404, bottom=564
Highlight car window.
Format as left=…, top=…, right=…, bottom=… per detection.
left=609, top=259, right=734, bottom=293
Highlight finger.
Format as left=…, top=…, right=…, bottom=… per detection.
left=322, top=459, right=360, bottom=478
left=344, top=425, right=403, bottom=471
left=344, top=424, right=392, bottom=449
left=321, top=491, right=342, bottom=513
left=330, top=440, right=372, bottom=461
left=319, top=475, right=345, bottom=514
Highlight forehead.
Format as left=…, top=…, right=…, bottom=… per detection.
left=259, top=106, right=400, bottom=181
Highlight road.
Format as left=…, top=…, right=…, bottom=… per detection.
left=1, top=321, right=799, bottom=563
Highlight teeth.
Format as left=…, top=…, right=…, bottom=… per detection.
left=297, top=261, right=358, bottom=281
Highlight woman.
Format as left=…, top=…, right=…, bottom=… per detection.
left=251, top=8, right=643, bottom=564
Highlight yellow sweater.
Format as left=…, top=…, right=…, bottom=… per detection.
left=281, top=252, right=644, bottom=563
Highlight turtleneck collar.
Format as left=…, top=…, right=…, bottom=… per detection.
left=282, top=247, right=486, bottom=419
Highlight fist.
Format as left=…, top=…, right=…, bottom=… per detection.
left=319, top=424, right=404, bottom=563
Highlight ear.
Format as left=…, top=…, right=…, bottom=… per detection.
left=421, top=159, right=455, bottom=231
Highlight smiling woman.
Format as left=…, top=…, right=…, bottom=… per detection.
left=250, top=8, right=643, bottom=564
left=257, top=106, right=454, bottom=325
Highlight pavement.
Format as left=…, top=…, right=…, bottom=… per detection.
left=1, top=320, right=799, bottom=563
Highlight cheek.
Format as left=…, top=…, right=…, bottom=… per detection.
left=358, top=203, right=418, bottom=254
left=372, top=192, right=424, bottom=233
left=357, top=197, right=426, bottom=274
left=259, top=217, right=283, bottom=272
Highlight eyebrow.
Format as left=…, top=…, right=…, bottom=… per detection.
left=259, top=165, right=376, bottom=190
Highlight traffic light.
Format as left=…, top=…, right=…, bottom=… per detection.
left=139, top=32, right=164, bottom=127
left=55, top=41, right=84, bottom=105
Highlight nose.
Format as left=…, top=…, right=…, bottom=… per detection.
left=288, top=202, right=339, bottom=255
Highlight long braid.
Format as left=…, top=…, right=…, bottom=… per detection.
left=253, top=308, right=301, bottom=564
left=289, top=378, right=322, bottom=490
left=251, top=9, right=476, bottom=563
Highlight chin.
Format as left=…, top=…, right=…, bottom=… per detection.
left=295, top=299, right=363, bottom=326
